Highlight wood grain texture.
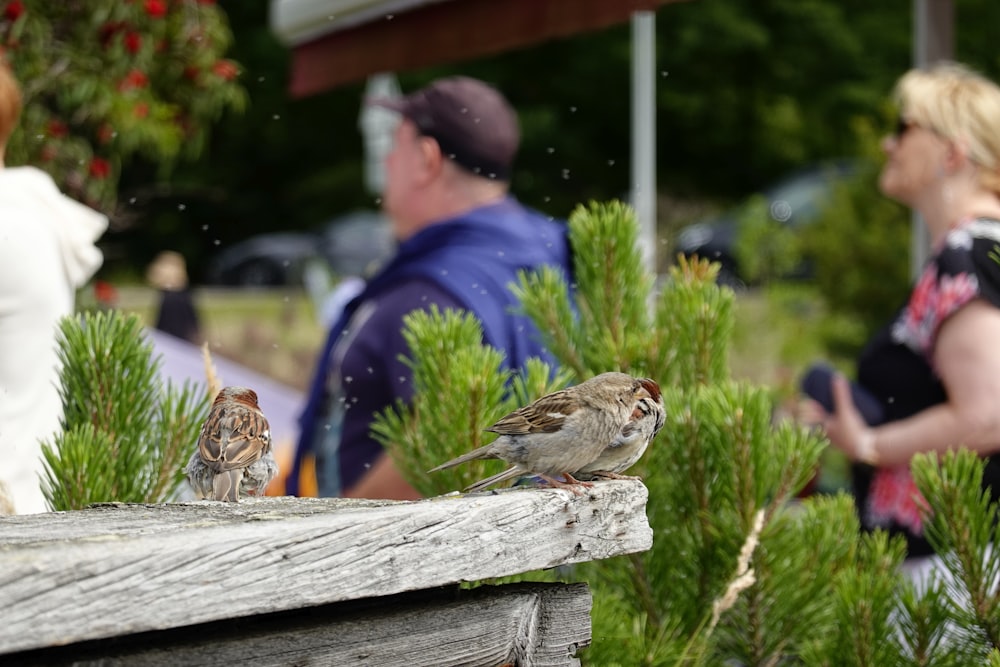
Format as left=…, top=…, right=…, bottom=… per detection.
left=0, top=480, right=650, bottom=654
left=8, top=583, right=591, bottom=667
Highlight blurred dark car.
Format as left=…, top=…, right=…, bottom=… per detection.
left=676, top=160, right=860, bottom=286
left=205, top=210, right=395, bottom=287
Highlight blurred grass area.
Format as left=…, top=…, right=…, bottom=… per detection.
left=730, top=283, right=829, bottom=397
left=114, top=287, right=326, bottom=392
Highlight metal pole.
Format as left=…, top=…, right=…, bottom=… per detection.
left=910, top=0, right=953, bottom=278
left=631, top=11, right=657, bottom=274
left=359, top=73, right=402, bottom=196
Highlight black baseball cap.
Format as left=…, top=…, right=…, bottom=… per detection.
left=368, top=76, right=519, bottom=181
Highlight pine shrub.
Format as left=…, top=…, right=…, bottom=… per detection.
left=40, top=310, right=209, bottom=510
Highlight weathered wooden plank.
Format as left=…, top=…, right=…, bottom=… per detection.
left=7, top=582, right=591, bottom=667
left=0, top=480, right=650, bottom=654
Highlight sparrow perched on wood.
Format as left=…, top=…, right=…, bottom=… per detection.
left=429, top=372, right=660, bottom=494
left=574, top=391, right=665, bottom=481
left=184, top=386, right=277, bottom=502
left=463, top=382, right=665, bottom=490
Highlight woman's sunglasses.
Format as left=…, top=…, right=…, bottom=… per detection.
left=894, top=115, right=915, bottom=139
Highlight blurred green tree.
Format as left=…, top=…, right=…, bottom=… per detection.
left=1, top=0, right=246, bottom=212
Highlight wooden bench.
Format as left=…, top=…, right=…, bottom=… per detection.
left=0, top=480, right=651, bottom=666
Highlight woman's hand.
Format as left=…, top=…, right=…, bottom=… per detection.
left=823, top=374, right=879, bottom=465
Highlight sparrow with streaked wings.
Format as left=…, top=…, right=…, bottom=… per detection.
left=429, top=372, right=660, bottom=494
left=463, top=386, right=665, bottom=491
left=184, top=386, right=277, bottom=502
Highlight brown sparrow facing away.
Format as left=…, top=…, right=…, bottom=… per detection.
left=184, top=386, right=277, bottom=502
left=429, top=372, right=660, bottom=494
left=574, top=390, right=665, bottom=481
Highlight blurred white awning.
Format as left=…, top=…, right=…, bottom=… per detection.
left=270, top=0, right=451, bottom=46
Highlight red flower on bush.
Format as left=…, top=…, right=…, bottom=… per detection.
left=4, top=1, right=24, bottom=21
left=144, top=0, right=167, bottom=19
left=97, top=124, right=115, bottom=145
left=46, top=120, right=68, bottom=138
left=94, top=280, right=118, bottom=305
left=211, top=59, right=238, bottom=81
left=2, top=0, right=246, bottom=210
left=88, top=157, right=111, bottom=179
left=124, top=31, right=142, bottom=55
left=118, top=69, right=148, bottom=91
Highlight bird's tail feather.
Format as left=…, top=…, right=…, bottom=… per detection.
left=213, top=469, right=241, bottom=502
left=427, top=444, right=495, bottom=473
left=464, top=466, right=525, bottom=493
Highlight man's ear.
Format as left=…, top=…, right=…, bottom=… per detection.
left=416, top=135, right=444, bottom=182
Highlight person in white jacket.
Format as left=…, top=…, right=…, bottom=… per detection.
left=0, top=64, right=107, bottom=514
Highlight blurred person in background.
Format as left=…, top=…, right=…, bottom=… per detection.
left=801, top=62, right=1000, bottom=581
left=147, top=250, right=202, bottom=345
left=0, top=63, right=107, bottom=514
left=290, top=76, right=572, bottom=500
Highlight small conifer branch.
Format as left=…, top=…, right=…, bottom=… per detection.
left=655, top=260, right=734, bottom=390
left=511, top=267, right=587, bottom=378
left=507, top=358, right=572, bottom=408
left=40, top=311, right=208, bottom=510
left=150, top=381, right=209, bottom=501
left=912, top=450, right=1000, bottom=649
left=676, top=509, right=765, bottom=666
left=374, top=307, right=513, bottom=496
left=566, top=201, right=653, bottom=372
left=711, top=509, right=765, bottom=629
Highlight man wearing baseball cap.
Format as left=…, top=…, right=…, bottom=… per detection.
left=291, top=76, right=572, bottom=499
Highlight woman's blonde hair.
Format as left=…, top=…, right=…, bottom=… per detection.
left=0, top=63, right=21, bottom=149
left=895, top=61, right=1000, bottom=194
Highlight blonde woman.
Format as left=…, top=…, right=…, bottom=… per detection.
left=806, top=63, right=1000, bottom=574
